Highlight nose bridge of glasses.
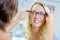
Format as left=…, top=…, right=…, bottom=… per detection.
left=34, top=12, right=40, bottom=17
left=31, top=10, right=45, bottom=16
left=35, top=12, right=41, bottom=16
left=35, top=12, right=45, bottom=18
left=36, top=12, right=40, bottom=15
left=33, top=11, right=39, bottom=15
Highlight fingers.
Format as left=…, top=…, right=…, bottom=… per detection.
left=45, top=6, right=54, bottom=17
left=44, top=5, right=51, bottom=17
left=25, top=9, right=31, bottom=13
left=46, top=11, right=54, bottom=18
left=21, top=8, right=31, bottom=12
left=19, top=8, right=31, bottom=18
left=46, top=11, right=55, bottom=23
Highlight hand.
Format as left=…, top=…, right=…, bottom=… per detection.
left=6, top=8, right=31, bottom=32
left=46, top=12, right=55, bottom=40
left=46, top=11, right=55, bottom=25
left=19, top=8, right=31, bottom=20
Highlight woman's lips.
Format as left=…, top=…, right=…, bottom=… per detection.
left=34, top=20, right=41, bottom=24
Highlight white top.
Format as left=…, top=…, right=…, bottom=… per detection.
left=12, top=37, right=26, bottom=40
left=12, top=31, right=26, bottom=40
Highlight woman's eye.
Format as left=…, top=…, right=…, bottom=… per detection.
left=31, top=10, right=36, bottom=14
left=39, top=12, right=45, bottom=16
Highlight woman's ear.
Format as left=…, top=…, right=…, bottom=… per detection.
left=44, top=15, right=46, bottom=23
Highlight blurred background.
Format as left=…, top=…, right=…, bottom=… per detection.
left=8, top=0, right=60, bottom=40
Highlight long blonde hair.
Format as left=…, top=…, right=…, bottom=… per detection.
left=24, top=2, right=50, bottom=40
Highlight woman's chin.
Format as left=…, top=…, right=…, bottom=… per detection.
left=33, top=24, right=41, bottom=28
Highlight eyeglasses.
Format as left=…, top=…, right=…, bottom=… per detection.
left=30, top=10, right=45, bottom=17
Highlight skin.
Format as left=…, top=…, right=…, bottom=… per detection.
left=0, top=29, right=12, bottom=40
left=29, top=4, right=45, bottom=29
left=46, top=10, right=55, bottom=40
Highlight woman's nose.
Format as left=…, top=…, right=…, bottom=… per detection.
left=35, top=14, right=40, bottom=19
left=34, top=14, right=44, bottom=20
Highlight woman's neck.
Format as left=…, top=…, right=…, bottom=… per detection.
left=31, top=26, right=40, bottom=34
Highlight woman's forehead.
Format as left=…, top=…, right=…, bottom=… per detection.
left=32, top=4, right=45, bottom=13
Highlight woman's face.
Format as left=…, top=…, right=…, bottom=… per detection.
left=29, top=4, right=46, bottom=28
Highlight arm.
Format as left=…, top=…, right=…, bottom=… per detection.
left=46, top=11, right=55, bottom=40
left=6, top=8, right=30, bottom=32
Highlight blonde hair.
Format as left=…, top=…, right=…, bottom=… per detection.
left=24, top=2, right=50, bottom=40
